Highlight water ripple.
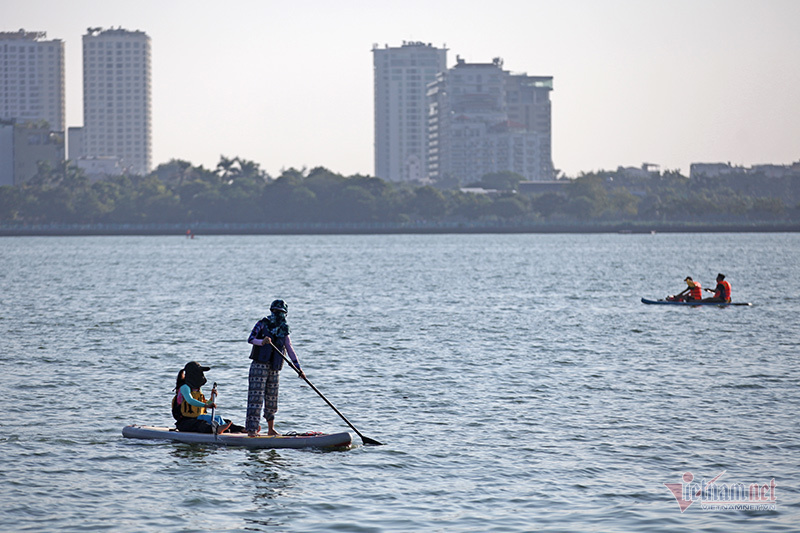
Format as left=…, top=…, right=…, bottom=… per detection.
left=1, top=234, right=798, bottom=531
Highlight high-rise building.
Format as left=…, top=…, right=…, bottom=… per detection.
left=372, top=42, right=447, bottom=182
left=81, top=27, right=151, bottom=175
left=0, top=30, right=65, bottom=131
left=505, top=72, right=554, bottom=181
left=427, top=57, right=554, bottom=184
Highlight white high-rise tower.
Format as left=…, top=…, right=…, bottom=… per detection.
left=82, top=27, right=151, bottom=175
left=372, top=42, right=446, bottom=182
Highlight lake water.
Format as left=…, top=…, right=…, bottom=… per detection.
left=1, top=233, right=798, bottom=532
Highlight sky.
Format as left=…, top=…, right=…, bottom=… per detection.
left=5, top=0, right=800, bottom=178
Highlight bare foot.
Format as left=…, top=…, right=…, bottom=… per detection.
left=247, top=431, right=259, bottom=437
left=218, top=421, right=232, bottom=434
left=268, top=429, right=280, bottom=436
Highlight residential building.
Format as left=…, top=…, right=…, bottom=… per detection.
left=427, top=57, right=554, bottom=185
left=617, top=163, right=661, bottom=179
left=81, top=27, right=151, bottom=175
left=0, top=30, right=65, bottom=131
left=0, top=119, right=65, bottom=185
left=689, top=162, right=744, bottom=179
left=373, top=42, right=447, bottom=182
left=518, top=180, right=568, bottom=196
left=690, top=161, right=800, bottom=180
left=0, top=120, right=11, bottom=185
left=67, top=126, right=84, bottom=161
left=505, top=73, right=554, bottom=181
left=74, top=155, right=124, bottom=180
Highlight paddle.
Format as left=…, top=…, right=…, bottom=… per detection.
left=268, top=340, right=383, bottom=446
left=209, top=382, right=218, bottom=438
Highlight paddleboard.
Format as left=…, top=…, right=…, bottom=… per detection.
left=641, top=298, right=752, bottom=306
left=122, top=425, right=352, bottom=449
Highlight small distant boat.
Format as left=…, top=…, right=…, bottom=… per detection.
left=641, top=298, right=752, bottom=306
left=122, top=425, right=353, bottom=449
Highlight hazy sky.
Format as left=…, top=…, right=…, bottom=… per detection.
left=5, top=0, right=800, bottom=178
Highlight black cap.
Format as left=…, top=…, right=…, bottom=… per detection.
left=185, top=361, right=210, bottom=372
left=183, top=361, right=209, bottom=388
left=270, top=299, right=288, bottom=313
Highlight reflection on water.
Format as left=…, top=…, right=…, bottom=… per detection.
left=243, top=450, right=295, bottom=503
left=169, top=444, right=217, bottom=463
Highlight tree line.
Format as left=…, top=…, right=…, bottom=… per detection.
left=1, top=157, right=798, bottom=225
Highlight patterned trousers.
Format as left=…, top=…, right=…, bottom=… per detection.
left=245, top=361, right=280, bottom=432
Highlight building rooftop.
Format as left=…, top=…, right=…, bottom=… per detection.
left=85, top=27, right=148, bottom=37
left=0, top=29, right=54, bottom=41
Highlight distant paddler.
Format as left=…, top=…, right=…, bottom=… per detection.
left=667, top=276, right=702, bottom=302
left=704, top=273, right=732, bottom=303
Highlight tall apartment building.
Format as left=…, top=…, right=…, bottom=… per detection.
left=373, top=42, right=447, bottom=182
left=427, top=57, right=554, bottom=184
left=505, top=72, right=554, bottom=181
left=81, top=27, right=151, bottom=175
left=0, top=30, right=65, bottom=131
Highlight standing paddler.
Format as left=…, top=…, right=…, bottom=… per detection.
left=245, top=299, right=306, bottom=437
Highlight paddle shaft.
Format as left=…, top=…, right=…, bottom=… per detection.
left=210, top=382, right=218, bottom=437
left=268, top=340, right=383, bottom=446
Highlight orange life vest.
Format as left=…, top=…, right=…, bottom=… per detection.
left=716, top=280, right=731, bottom=301
left=689, top=282, right=702, bottom=300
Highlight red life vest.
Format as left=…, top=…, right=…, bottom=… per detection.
left=689, top=282, right=702, bottom=300
left=715, top=280, right=731, bottom=301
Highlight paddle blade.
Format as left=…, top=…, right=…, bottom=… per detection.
left=361, top=436, right=383, bottom=446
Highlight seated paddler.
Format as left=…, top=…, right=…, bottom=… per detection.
left=667, top=276, right=701, bottom=302
left=703, top=273, right=732, bottom=303
left=172, top=361, right=244, bottom=434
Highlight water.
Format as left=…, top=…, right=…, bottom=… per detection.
left=1, top=233, right=798, bottom=532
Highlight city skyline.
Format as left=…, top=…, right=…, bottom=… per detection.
left=4, top=0, right=799, bottom=179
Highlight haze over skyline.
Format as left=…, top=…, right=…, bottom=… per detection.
left=5, top=0, right=799, bottom=179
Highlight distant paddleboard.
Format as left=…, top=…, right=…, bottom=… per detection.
left=641, top=298, right=752, bottom=306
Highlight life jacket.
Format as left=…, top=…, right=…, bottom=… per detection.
left=689, top=281, right=702, bottom=300
left=171, top=388, right=207, bottom=421
left=249, top=316, right=288, bottom=370
left=716, top=280, right=731, bottom=301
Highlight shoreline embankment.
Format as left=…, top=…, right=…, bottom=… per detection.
left=2, top=221, right=799, bottom=236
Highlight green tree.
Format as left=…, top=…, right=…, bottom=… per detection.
left=488, top=195, right=529, bottom=219
left=530, top=193, right=566, bottom=218
left=607, top=189, right=639, bottom=218
left=411, top=186, right=447, bottom=218
left=0, top=186, right=21, bottom=221
left=151, top=159, right=193, bottom=189
left=451, top=191, right=492, bottom=219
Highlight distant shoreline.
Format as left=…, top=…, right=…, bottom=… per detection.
left=2, top=221, right=798, bottom=236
